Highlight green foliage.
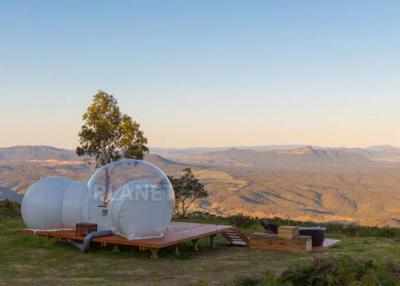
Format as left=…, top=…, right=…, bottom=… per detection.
left=0, top=200, right=21, bottom=218
left=169, top=168, right=208, bottom=217
left=227, top=214, right=258, bottom=228
left=76, top=90, right=148, bottom=167
left=232, top=257, right=400, bottom=286
left=233, top=275, right=262, bottom=286
left=279, top=256, right=400, bottom=286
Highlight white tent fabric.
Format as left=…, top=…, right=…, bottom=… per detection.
left=109, top=181, right=173, bottom=239
left=62, top=181, right=89, bottom=228
left=21, top=176, right=87, bottom=230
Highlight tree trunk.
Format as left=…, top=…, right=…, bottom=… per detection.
left=181, top=201, right=186, bottom=217
left=104, top=167, right=110, bottom=204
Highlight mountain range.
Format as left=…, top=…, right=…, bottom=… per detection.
left=170, top=146, right=375, bottom=170
left=1, top=144, right=400, bottom=227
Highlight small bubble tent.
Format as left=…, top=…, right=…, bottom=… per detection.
left=21, top=159, right=175, bottom=240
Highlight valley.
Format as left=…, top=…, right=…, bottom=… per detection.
left=1, top=145, right=400, bottom=227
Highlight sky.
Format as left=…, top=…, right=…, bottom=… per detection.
left=1, top=1, right=400, bottom=149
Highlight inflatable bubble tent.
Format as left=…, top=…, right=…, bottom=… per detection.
left=21, top=159, right=175, bottom=240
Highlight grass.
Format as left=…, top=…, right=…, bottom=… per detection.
left=1, top=206, right=400, bottom=285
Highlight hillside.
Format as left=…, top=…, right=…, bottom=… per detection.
left=162, top=145, right=400, bottom=226
left=0, top=187, right=23, bottom=202
left=0, top=146, right=189, bottom=196
left=0, top=145, right=79, bottom=161
left=1, top=145, right=400, bottom=227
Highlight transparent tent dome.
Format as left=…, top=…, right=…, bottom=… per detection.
left=87, top=159, right=175, bottom=240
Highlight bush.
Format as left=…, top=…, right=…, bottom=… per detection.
left=280, top=256, right=372, bottom=285
left=0, top=200, right=21, bottom=218
left=227, top=214, right=258, bottom=228
left=233, top=276, right=261, bottom=286
left=279, top=256, right=400, bottom=286
left=232, top=257, right=400, bottom=286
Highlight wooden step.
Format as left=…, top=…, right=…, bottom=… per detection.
left=221, top=226, right=249, bottom=247
left=224, top=234, right=241, bottom=239
left=231, top=241, right=247, bottom=246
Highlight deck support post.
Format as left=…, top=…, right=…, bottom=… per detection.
left=175, top=244, right=180, bottom=256
left=210, top=234, right=217, bottom=249
left=192, top=239, right=200, bottom=251
left=112, top=245, right=120, bottom=252
left=150, top=248, right=160, bottom=259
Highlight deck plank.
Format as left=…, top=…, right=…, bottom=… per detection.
left=22, top=222, right=233, bottom=249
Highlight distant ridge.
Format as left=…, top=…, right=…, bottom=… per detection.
left=0, top=187, right=23, bottom=202
left=172, top=145, right=374, bottom=170
left=274, top=145, right=316, bottom=154
left=0, top=145, right=78, bottom=161
left=2, top=144, right=399, bottom=165
left=366, top=145, right=400, bottom=152
left=144, top=153, right=197, bottom=172
left=0, top=146, right=191, bottom=169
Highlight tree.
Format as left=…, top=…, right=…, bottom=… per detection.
left=169, top=168, right=208, bottom=217
left=76, top=90, right=148, bottom=167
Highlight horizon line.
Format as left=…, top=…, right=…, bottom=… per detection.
left=1, top=143, right=399, bottom=151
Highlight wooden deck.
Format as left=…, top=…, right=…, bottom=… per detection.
left=22, top=222, right=246, bottom=258
left=22, top=223, right=339, bottom=258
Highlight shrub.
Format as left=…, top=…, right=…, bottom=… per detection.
left=228, top=214, right=258, bottom=228
left=232, top=275, right=261, bottom=286
left=0, top=200, right=21, bottom=218
left=279, top=256, right=400, bottom=286
left=231, top=257, right=400, bottom=286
